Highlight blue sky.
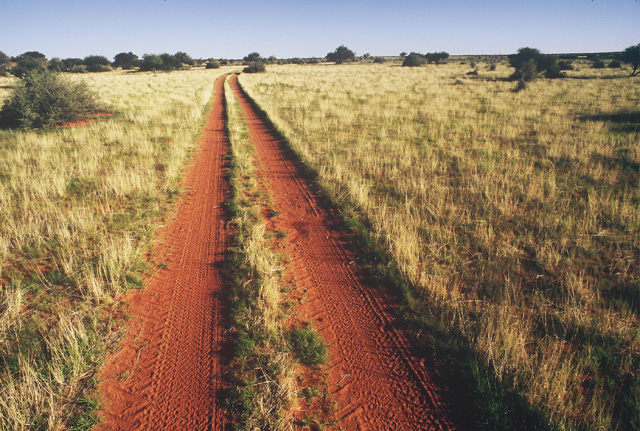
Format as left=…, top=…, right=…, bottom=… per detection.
left=2, top=0, right=638, bottom=60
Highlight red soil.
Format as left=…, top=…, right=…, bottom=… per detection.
left=230, top=75, right=457, bottom=431
left=95, top=76, right=229, bottom=430
left=56, top=112, right=115, bottom=128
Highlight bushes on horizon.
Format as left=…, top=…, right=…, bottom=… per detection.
left=509, top=47, right=564, bottom=82
left=206, top=60, right=220, bottom=69
left=243, top=62, right=265, bottom=73
left=0, top=51, right=11, bottom=76
left=326, top=45, right=356, bottom=64
left=83, top=55, right=111, bottom=72
left=112, top=52, right=139, bottom=69
left=402, top=52, right=426, bottom=67
left=0, top=69, right=103, bottom=129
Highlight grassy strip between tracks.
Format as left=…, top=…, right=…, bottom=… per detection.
left=222, top=76, right=330, bottom=431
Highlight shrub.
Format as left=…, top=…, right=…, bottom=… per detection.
left=402, top=52, right=426, bottom=67
left=71, top=64, right=88, bottom=73
left=83, top=55, right=111, bottom=72
left=243, top=62, right=265, bottom=73
left=326, top=45, right=356, bottom=64
left=0, top=69, right=103, bottom=129
left=289, top=326, right=327, bottom=366
left=608, top=60, right=621, bottom=69
left=112, top=52, right=139, bottom=69
left=206, top=60, right=220, bottom=69
left=509, top=48, right=564, bottom=82
left=373, top=57, right=386, bottom=64
left=592, top=59, right=606, bottom=69
left=558, top=60, right=574, bottom=70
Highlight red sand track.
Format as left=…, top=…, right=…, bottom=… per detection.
left=230, top=76, right=456, bottom=431
left=95, top=75, right=229, bottom=430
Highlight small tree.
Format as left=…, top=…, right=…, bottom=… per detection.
left=61, top=58, right=84, bottom=71
left=326, top=45, right=355, bottom=64
left=243, top=52, right=263, bottom=64
left=206, top=60, right=220, bottom=69
left=113, top=52, right=139, bottom=69
left=83, top=55, right=111, bottom=72
left=11, top=52, right=48, bottom=77
left=402, top=52, right=426, bottom=67
left=620, top=44, right=639, bottom=76
left=509, top=47, right=564, bottom=82
left=0, top=69, right=103, bottom=128
left=175, top=51, right=195, bottom=66
left=140, top=54, right=163, bottom=72
left=243, top=62, right=266, bottom=73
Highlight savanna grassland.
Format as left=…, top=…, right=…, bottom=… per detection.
left=0, top=68, right=231, bottom=429
left=239, top=61, right=639, bottom=430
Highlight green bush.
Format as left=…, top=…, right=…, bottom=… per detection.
left=289, top=326, right=327, bottom=366
left=608, top=60, right=622, bottom=69
left=402, top=52, right=426, bottom=67
left=71, top=64, right=88, bottom=73
left=0, top=69, right=103, bottom=129
left=592, top=58, right=606, bottom=69
left=243, top=62, right=266, bottom=73
left=373, top=57, right=386, bottom=64
left=205, top=60, right=220, bottom=69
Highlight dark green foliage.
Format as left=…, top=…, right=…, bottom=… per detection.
left=402, top=52, right=426, bottom=67
left=608, top=60, right=621, bottom=69
left=139, top=53, right=185, bottom=71
left=10, top=52, right=48, bottom=77
left=373, top=56, right=386, bottom=64
left=558, top=60, right=574, bottom=71
left=592, top=58, right=606, bottom=69
left=0, top=69, right=103, bottom=129
left=243, top=52, right=263, bottom=64
left=509, top=47, right=565, bottom=83
left=159, top=53, right=180, bottom=70
left=326, top=45, right=356, bottom=64
left=289, top=326, right=327, bottom=366
left=83, top=55, right=111, bottom=72
left=174, top=51, right=194, bottom=66
left=140, top=54, right=163, bottom=71
left=62, top=58, right=84, bottom=71
left=620, top=44, right=639, bottom=76
left=425, top=52, right=450, bottom=64
left=243, top=62, right=266, bottom=73
left=112, top=52, right=139, bottom=69
left=206, top=60, right=220, bottom=69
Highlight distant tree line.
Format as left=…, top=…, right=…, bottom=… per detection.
left=0, top=50, right=220, bottom=76
left=401, top=51, right=450, bottom=67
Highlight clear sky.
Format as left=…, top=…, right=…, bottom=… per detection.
left=2, top=0, right=638, bottom=60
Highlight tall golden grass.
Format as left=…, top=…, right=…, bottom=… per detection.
left=239, top=61, right=639, bottom=430
left=0, top=68, right=231, bottom=429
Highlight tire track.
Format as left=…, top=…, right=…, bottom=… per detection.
left=230, top=75, right=457, bottom=431
left=95, top=74, right=230, bottom=431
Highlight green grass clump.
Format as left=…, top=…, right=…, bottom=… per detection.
left=289, top=326, right=328, bottom=366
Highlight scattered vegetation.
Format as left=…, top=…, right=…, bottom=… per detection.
left=0, top=69, right=104, bottom=128
left=240, top=62, right=639, bottom=431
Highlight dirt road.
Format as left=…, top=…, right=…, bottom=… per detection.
left=230, top=75, right=456, bottom=431
left=96, top=75, right=229, bottom=430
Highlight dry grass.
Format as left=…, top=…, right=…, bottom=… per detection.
left=0, top=68, right=232, bottom=429
left=239, top=61, right=639, bottom=430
